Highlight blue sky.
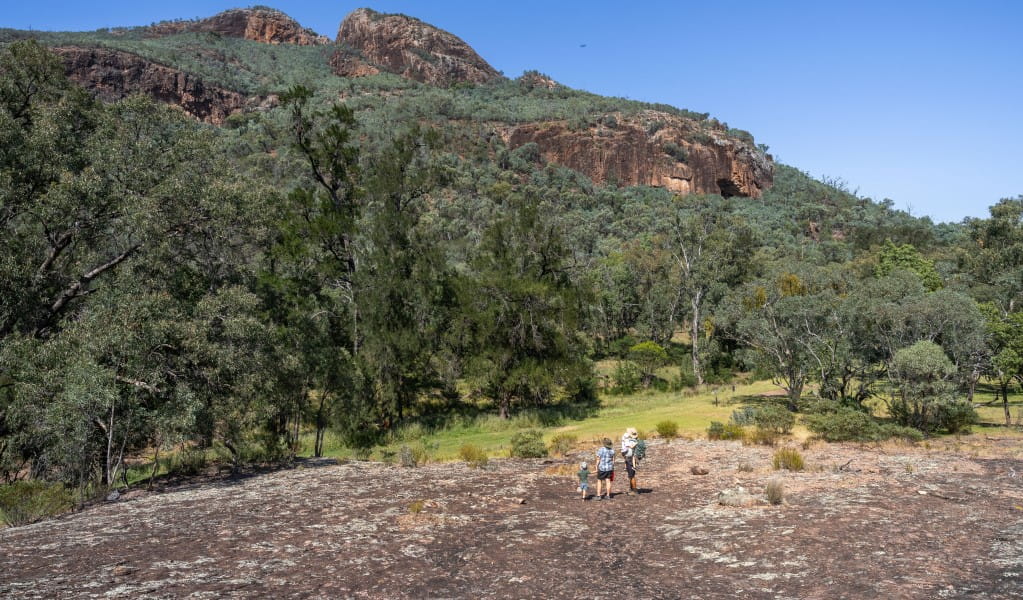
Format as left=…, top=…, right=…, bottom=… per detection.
left=5, top=1, right=1022, bottom=223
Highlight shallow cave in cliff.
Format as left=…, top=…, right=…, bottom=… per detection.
left=716, top=178, right=742, bottom=198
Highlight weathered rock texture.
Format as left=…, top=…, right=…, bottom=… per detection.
left=55, top=47, right=266, bottom=124
left=2, top=439, right=1022, bottom=598
left=331, top=8, right=502, bottom=86
left=504, top=110, right=773, bottom=198
left=146, top=8, right=329, bottom=45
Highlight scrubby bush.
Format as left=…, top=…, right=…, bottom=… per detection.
left=729, top=406, right=758, bottom=426
left=612, top=360, right=642, bottom=394
left=547, top=433, right=578, bottom=456
left=168, top=447, right=208, bottom=476
left=934, top=400, right=978, bottom=434
left=707, top=421, right=745, bottom=441
left=803, top=409, right=880, bottom=442
left=765, top=478, right=785, bottom=505
left=0, top=481, right=73, bottom=527
left=753, top=405, right=795, bottom=434
left=746, top=427, right=779, bottom=446
left=399, top=445, right=418, bottom=468
left=509, top=430, right=548, bottom=458
left=458, top=444, right=489, bottom=468
left=655, top=420, right=680, bottom=439
left=773, top=447, right=805, bottom=471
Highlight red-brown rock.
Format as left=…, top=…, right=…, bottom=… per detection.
left=146, top=8, right=329, bottom=46
left=504, top=110, right=773, bottom=198
left=54, top=46, right=267, bottom=124
left=331, top=8, right=502, bottom=86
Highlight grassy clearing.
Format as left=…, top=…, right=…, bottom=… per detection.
left=297, top=379, right=782, bottom=462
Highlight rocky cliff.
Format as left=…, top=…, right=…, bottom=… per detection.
left=504, top=110, right=773, bottom=198
left=147, top=8, right=328, bottom=46
left=55, top=47, right=268, bottom=124
left=330, top=8, right=502, bottom=86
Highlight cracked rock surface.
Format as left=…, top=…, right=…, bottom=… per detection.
left=2, top=438, right=1022, bottom=598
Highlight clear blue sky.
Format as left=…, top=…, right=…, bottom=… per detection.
left=6, top=1, right=1022, bottom=223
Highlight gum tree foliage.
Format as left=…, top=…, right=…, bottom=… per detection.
left=962, top=197, right=1023, bottom=313
left=662, top=197, right=757, bottom=385
left=0, top=42, right=273, bottom=485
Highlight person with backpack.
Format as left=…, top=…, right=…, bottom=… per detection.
left=594, top=438, right=615, bottom=500
left=621, top=427, right=642, bottom=495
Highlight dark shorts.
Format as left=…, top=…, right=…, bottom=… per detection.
left=624, top=456, right=636, bottom=478
left=597, top=470, right=613, bottom=480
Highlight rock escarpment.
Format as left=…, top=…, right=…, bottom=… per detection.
left=55, top=47, right=266, bottom=124
left=504, top=110, right=773, bottom=198
left=146, top=8, right=329, bottom=45
left=330, top=8, right=502, bottom=86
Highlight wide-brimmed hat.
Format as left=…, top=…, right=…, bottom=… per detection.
left=625, top=427, right=638, bottom=438
left=603, top=438, right=613, bottom=448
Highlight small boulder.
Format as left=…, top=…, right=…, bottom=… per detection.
left=690, top=466, right=709, bottom=475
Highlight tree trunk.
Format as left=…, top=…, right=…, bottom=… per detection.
left=690, top=291, right=704, bottom=386
left=499, top=394, right=510, bottom=419
left=1003, top=383, right=1012, bottom=426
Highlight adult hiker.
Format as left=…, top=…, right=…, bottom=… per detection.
left=621, top=427, right=640, bottom=495
left=594, top=437, right=615, bottom=500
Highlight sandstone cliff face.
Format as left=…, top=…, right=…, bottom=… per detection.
left=147, top=8, right=328, bottom=46
left=504, top=110, right=773, bottom=198
left=331, top=8, right=502, bottom=86
left=55, top=47, right=267, bottom=124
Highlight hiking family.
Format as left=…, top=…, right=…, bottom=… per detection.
left=577, top=427, right=647, bottom=500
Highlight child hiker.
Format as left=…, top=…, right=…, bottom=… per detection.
left=595, top=438, right=615, bottom=500
left=577, top=461, right=590, bottom=500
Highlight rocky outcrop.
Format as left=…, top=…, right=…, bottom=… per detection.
left=55, top=47, right=270, bottom=124
left=147, top=8, right=328, bottom=46
left=504, top=110, right=773, bottom=198
left=331, top=8, right=502, bottom=85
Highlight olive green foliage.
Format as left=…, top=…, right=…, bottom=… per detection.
left=547, top=433, right=578, bottom=456
left=509, top=430, right=548, bottom=458
left=655, top=420, right=680, bottom=439
left=0, top=480, right=72, bottom=526
left=628, top=341, right=669, bottom=387
left=772, top=447, right=804, bottom=471
left=889, top=341, right=968, bottom=433
left=707, top=421, right=745, bottom=441
left=802, top=408, right=925, bottom=442
left=457, top=444, right=489, bottom=468
left=612, top=361, right=643, bottom=394
left=876, top=240, right=943, bottom=291
left=753, top=405, right=795, bottom=435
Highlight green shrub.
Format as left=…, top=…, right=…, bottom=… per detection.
left=803, top=409, right=880, bottom=442
left=547, top=433, right=578, bottom=456
left=753, top=405, right=795, bottom=434
left=408, top=499, right=425, bottom=514
left=707, top=421, right=745, bottom=441
left=729, top=406, right=758, bottom=426
left=934, top=400, right=978, bottom=434
left=458, top=444, right=489, bottom=468
left=612, top=360, right=642, bottom=394
left=773, top=448, right=805, bottom=472
left=877, top=424, right=925, bottom=443
left=655, top=420, right=680, bottom=439
left=0, top=481, right=73, bottom=527
left=747, top=427, right=779, bottom=446
left=411, top=441, right=437, bottom=465
left=168, top=447, right=208, bottom=476
left=765, top=478, right=785, bottom=505
left=509, top=430, right=548, bottom=458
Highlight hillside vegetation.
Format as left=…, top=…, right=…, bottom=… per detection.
left=0, top=5, right=1021, bottom=516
